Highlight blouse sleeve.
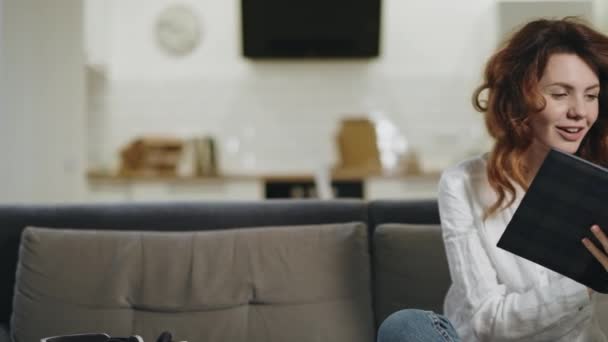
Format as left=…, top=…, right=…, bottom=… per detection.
left=438, top=170, right=592, bottom=341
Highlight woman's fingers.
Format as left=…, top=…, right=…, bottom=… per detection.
left=582, top=236, right=608, bottom=271
left=591, top=225, right=608, bottom=253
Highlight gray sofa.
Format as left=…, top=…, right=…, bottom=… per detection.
left=0, top=199, right=450, bottom=342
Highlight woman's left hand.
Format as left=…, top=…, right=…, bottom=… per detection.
left=582, top=225, right=608, bottom=270
left=582, top=225, right=608, bottom=298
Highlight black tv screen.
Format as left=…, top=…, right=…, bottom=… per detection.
left=241, top=0, right=381, bottom=58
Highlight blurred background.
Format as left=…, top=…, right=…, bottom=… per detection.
left=0, top=0, right=606, bottom=203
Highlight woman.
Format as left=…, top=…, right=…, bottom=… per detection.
left=378, top=18, right=608, bottom=342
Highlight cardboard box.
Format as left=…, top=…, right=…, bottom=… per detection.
left=334, top=118, right=381, bottom=174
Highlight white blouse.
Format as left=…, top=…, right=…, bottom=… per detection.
left=439, top=154, right=608, bottom=342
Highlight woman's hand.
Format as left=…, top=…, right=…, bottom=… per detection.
left=582, top=225, right=608, bottom=298
left=582, top=225, right=608, bottom=270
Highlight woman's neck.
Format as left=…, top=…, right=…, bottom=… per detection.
left=522, top=142, right=550, bottom=181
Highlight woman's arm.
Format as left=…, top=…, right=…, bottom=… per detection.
left=439, top=171, right=592, bottom=342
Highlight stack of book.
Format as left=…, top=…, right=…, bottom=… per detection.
left=119, top=136, right=183, bottom=177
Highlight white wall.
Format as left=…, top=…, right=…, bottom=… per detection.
left=88, top=0, right=602, bottom=176
left=0, top=0, right=603, bottom=202
left=89, top=0, right=503, bottom=174
left=0, top=0, right=85, bottom=203
left=595, top=0, right=608, bottom=32
left=84, top=0, right=110, bottom=67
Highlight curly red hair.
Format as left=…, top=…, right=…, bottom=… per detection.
left=474, top=17, right=608, bottom=217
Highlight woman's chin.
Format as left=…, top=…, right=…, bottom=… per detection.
left=551, top=143, right=581, bottom=154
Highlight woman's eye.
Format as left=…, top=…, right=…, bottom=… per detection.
left=551, top=93, right=567, bottom=99
left=586, top=94, right=599, bottom=101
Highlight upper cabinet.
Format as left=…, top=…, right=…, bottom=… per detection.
left=498, top=0, right=593, bottom=41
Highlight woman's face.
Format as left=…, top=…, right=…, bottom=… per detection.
left=529, top=53, right=600, bottom=155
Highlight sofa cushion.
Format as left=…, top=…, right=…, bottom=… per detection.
left=373, top=223, right=450, bottom=327
left=11, top=223, right=373, bottom=342
left=0, top=200, right=368, bottom=327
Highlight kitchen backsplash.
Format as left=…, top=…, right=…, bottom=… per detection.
left=87, top=73, right=492, bottom=175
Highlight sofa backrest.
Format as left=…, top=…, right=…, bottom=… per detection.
left=0, top=199, right=449, bottom=340
left=368, top=199, right=440, bottom=227
left=0, top=200, right=368, bottom=330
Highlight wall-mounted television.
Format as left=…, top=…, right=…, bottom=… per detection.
left=241, top=0, right=381, bottom=58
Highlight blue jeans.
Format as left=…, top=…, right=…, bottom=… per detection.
left=377, top=309, right=461, bottom=342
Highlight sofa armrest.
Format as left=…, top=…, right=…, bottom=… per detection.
left=0, top=323, right=10, bottom=342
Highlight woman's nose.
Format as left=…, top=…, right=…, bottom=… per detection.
left=567, top=96, right=588, bottom=119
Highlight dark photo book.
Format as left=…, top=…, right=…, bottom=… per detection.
left=497, top=148, right=608, bottom=293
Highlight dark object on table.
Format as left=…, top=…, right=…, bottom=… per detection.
left=155, top=332, right=172, bottom=342
left=41, top=334, right=111, bottom=342
left=264, top=179, right=363, bottom=199
left=41, top=332, right=174, bottom=342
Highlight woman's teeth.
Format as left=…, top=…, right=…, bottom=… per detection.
left=558, top=127, right=582, bottom=133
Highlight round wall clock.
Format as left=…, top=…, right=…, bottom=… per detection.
left=155, top=5, right=201, bottom=57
